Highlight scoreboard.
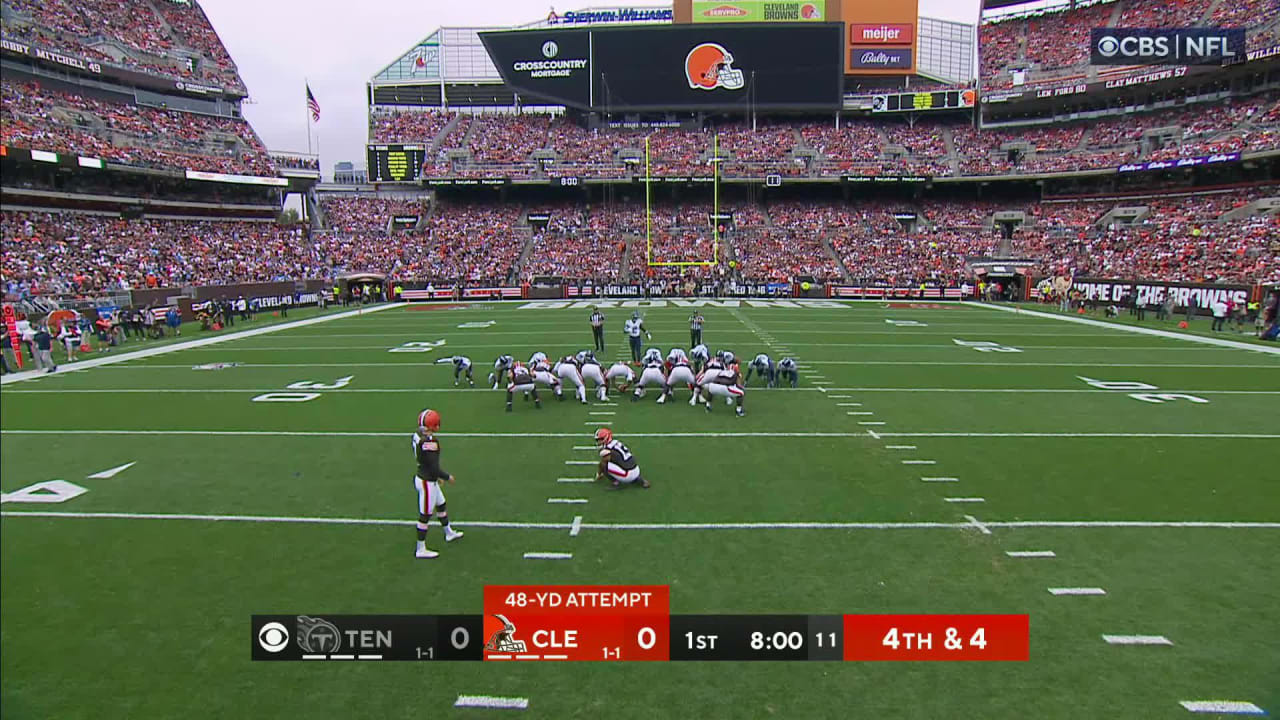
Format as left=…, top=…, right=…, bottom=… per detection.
left=252, top=585, right=1030, bottom=662
left=367, top=144, right=426, bottom=182
left=872, top=90, right=976, bottom=113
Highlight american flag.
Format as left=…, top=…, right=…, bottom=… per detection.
left=306, top=84, right=320, bottom=122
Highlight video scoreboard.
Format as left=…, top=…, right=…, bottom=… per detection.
left=367, top=144, right=426, bottom=183
left=872, top=89, right=976, bottom=113
left=253, top=585, right=1029, bottom=662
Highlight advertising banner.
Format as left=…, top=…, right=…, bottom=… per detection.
left=1066, top=278, right=1251, bottom=314
left=690, top=1, right=826, bottom=22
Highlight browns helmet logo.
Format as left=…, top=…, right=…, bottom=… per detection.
left=685, top=43, right=744, bottom=91
left=483, top=614, right=527, bottom=653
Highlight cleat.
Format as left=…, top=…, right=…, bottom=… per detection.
left=444, top=528, right=464, bottom=542
left=608, top=479, right=623, bottom=490
left=640, top=478, right=651, bottom=489
left=689, top=397, right=698, bottom=406
left=656, top=395, right=666, bottom=404
left=704, top=401, right=712, bottom=413
left=535, top=400, right=542, bottom=409
left=505, top=403, right=513, bottom=412
left=736, top=408, right=745, bottom=417
left=415, top=547, right=439, bottom=559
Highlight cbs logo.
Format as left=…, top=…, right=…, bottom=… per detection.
left=258, top=622, right=290, bottom=653
left=1096, top=36, right=1120, bottom=57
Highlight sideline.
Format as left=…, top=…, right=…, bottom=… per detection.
left=979, top=304, right=1280, bottom=355
left=0, top=303, right=398, bottom=385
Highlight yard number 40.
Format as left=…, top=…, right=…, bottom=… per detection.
left=1076, top=376, right=1209, bottom=404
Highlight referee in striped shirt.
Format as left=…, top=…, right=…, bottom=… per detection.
left=689, top=312, right=704, bottom=347
left=589, top=307, right=605, bottom=352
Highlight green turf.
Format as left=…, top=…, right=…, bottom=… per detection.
left=3, top=300, right=1277, bottom=719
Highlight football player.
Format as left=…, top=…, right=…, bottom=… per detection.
left=605, top=359, right=636, bottom=394
left=623, top=312, right=649, bottom=364
left=633, top=348, right=668, bottom=402
left=529, top=351, right=548, bottom=367
left=691, top=343, right=711, bottom=373
left=506, top=361, right=541, bottom=412
left=660, top=347, right=697, bottom=404
left=777, top=357, right=799, bottom=388
left=595, top=427, right=649, bottom=489
left=488, top=354, right=514, bottom=389
left=554, top=354, right=588, bottom=404
left=413, top=409, right=464, bottom=559
left=694, top=364, right=746, bottom=417
left=436, top=355, right=475, bottom=387
left=579, top=350, right=609, bottom=401
left=744, top=353, right=775, bottom=388
left=530, top=354, right=562, bottom=399
left=716, top=349, right=737, bottom=368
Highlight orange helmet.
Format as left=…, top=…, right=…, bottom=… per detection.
left=595, top=427, right=613, bottom=445
left=418, top=409, right=441, bottom=432
left=685, top=43, right=744, bottom=91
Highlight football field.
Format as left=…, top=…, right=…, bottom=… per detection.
left=2, top=299, right=1278, bottom=719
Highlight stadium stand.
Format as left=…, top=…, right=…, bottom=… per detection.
left=1, top=79, right=272, bottom=175
left=3, top=0, right=248, bottom=93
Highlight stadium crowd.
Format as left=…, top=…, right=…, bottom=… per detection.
left=2, top=80, right=272, bottom=175
left=356, top=96, right=1280, bottom=182
left=4, top=0, right=247, bottom=93
left=4, top=187, right=1277, bottom=297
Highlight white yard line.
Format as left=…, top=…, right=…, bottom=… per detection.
left=454, top=695, right=529, bottom=710
left=1006, top=550, right=1055, bottom=558
left=6, top=511, right=1278, bottom=530
left=0, top=304, right=398, bottom=385
left=523, top=553, right=572, bottom=560
left=980, top=304, right=1280, bottom=355
left=1048, top=587, right=1106, bottom=596
left=944, top=497, right=985, bottom=503
left=570, top=515, right=583, bottom=537
left=921, top=477, right=959, bottom=483
left=1103, top=635, right=1174, bottom=646
left=547, top=498, right=588, bottom=504
left=5, top=430, right=1279, bottom=440
left=1178, top=701, right=1266, bottom=715
left=557, top=478, right=595, bottom=483
left=96, top=361, right=1280, bottom=369
left=9, top=386, right=1280, bottom=396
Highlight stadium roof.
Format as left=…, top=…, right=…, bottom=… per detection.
left=981, top=0, right=1111, bottom=16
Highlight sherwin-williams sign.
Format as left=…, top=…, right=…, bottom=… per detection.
left=692, top=0, right=825, bottom=22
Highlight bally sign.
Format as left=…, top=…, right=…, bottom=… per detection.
left=849, top=24, right=913, bottom=45
left=850, top=47, right=912, bottom=69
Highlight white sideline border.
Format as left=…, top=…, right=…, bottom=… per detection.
left=0, top=304, right=398, bottom=386
left=979, top=304, right=1280, bottom=355
left=4, top=511, right=1279, bottom=530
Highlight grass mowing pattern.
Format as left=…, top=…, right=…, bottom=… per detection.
left=3, top=300, right=1277, bottom=718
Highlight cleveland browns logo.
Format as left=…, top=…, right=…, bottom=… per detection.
left=685, top=43, right=744, bottom=91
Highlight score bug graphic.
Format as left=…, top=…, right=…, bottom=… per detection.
left=483, top=585, right=669, bottom=661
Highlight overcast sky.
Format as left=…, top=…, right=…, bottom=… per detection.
left=202, top=0, right=980, bottom=179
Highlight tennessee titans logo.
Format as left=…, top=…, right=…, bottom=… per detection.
left=297, top=616, right=342, bottom=654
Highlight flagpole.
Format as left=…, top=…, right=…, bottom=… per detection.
left=306, top=79, right=313, bottom=156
